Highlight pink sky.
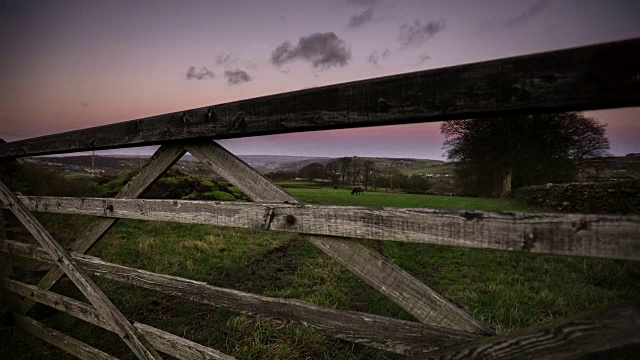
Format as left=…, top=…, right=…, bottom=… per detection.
left=1, top=0, right=639, bottom=159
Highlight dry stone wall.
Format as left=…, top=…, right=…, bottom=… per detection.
left=513, top=180, right=640, bottom=214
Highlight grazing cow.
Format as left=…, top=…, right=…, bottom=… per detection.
left=351, top=186, right=364, bottom=195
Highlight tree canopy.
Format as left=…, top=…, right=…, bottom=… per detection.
left=441, top=113, right=610, bottom=197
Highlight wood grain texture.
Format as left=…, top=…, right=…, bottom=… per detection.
left=19, top=196, right=640, bottom=260
left=413, top=300, right=640, bottom=359
left=0, top=180, right=162, bottom=360
left=20, top=144, right=185, bottom=315
left=194, top=141, right=490, bottom=333
left=1, top=239, right=480, bottom=355
left=308, top=237, right=493, bottom=334
left=15, top=314, right=119, bottom=360
left=5, top=279, right=235, bottom=360
left=1, top=38, right=639, bottom=158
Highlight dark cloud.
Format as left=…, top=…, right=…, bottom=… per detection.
left=346, top=0, right=379, bottom=6
left=480, top=0, right=551, bottom=31
left=270, top=32, right=352, bottom=69
left=224, top=69, right=252, bottom=85
left=367, top=49, right=390, bottom=66
left=186, top=66, right=214, bottom=80
left=214, top=54, right=238, bottom=66
left=504, top=0, right=550, bottom=28
left=397, top=18, right=445, bottom=49
left=271, top=42, right=294, bottom=65
left=416, top=54, right=431, bottom=65
left=367, top=53, right=378, bottom=65
left=348, top=7, right=374, bottom=29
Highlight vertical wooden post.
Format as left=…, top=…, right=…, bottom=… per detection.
left=0, top=207, right=17, bottom=319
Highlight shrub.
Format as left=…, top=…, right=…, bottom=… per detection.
left=203, top=191, right=236, bottom=201
left=12, top=162, right=98, bottom=197
left=181, top=191, right=200, bottom=200
left=99, top=168, right=240, bottom=201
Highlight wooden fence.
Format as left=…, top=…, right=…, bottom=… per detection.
left=1, top=38, right=639, bottom=359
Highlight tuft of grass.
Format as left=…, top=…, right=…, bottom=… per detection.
left=203, top=190, right=236, bottom=201
left=179, top=240, right=210, bottom=251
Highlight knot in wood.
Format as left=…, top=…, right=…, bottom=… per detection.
left=376, top=98, right=390, bottom=113
left=511, top=84, right=530, bottom=101
left=522, top=233, right=536, bottom=251
left=207, top=107, right=217, bottom=122
left=462, top=211, right=483, bottom=221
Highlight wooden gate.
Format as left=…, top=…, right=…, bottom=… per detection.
left=1, top=38, right=639, bottom=359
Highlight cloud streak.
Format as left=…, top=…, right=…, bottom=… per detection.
left=348, top=7, right=374, bottom=29
left=397, top=18, right=445, bottom=50
left=186, top=66, right=214, bottom=80
left=224, top=69, right=252, bottom=85
left=270, top=32, right=352, bottom=69
left=367, top=49, right=390, bottom=66
left=416, top=54, right=431, bottom=65
left=214, top=54, right=238, bottom=66
left=504, top=0, right=550, bottom=28
left=346, top=0, right=379, bottom=6
left=480, top=0, right=551, bottom=31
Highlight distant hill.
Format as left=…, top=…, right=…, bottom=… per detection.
left=26, top=154, right=640, bottom=182
left=30, top=154, right=445, bottom=176
left=179, top=154, right=333, bottom=172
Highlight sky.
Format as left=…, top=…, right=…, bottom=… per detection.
left=1, top=0, right=639, bottom=159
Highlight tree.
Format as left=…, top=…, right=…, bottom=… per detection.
left=350, top=157, right=363, bottom=185
left=441, top=113, right=610, bottom=197
left=404, top=175, right=430, bottom=193
left=338, top=157, right=352, bottom=184
left=324, top=161, right=340, bottom=185
left=298, top=162, right=326, bottom=180
left=362, top=160, right=376, bottom=189
left=265, top=170, right=296, bottom=182
left=0, top=138, right=19, bottom=188
left=382, top=165, right=405, bottom=192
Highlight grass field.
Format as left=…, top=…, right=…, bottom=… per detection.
left=1, top=179, right=639, bottom=359
left=285, top=186, right=542, bottom=212
left=401, top=164, right=455, bottom=175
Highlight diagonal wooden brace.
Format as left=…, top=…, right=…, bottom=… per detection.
left=19, top=144, right=185, bottom=315
left=0, top=179, right=162, bottom=359
left=412, top=299, right=640, bottom=359
left=187, top=140, right=492, bottom=335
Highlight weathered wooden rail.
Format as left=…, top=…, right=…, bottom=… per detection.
left=1, top=38, right=639, bottom=359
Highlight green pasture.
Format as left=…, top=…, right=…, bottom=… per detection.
left=284, top=186, right=541, bottom=212
left=401, top=164, right=455, bottom=175
left=1, top=175, right=638, bottom=359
